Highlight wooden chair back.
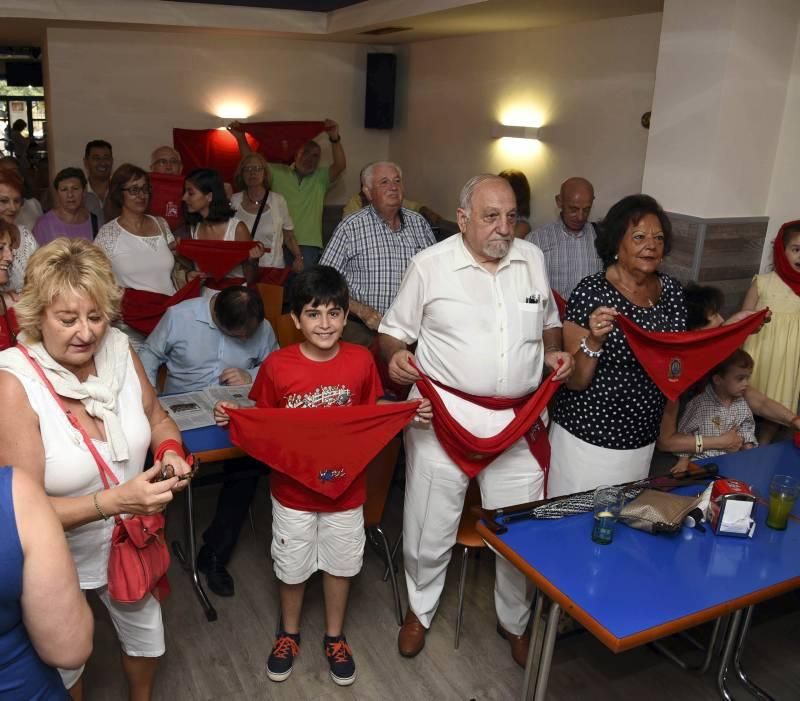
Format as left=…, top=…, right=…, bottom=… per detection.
left=364, top=436, right=402, bottom=528
left=275, top=313, right=305, bottom=348
left=257, top=283, right=284, bottom=331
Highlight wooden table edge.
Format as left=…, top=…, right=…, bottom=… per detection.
left=191, top=447, right=246, bottom=463
left=477, top=520, right=800, bottom=653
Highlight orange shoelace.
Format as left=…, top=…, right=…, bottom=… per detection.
left=272, top=635, right=299, bottom=659
left=326, top=639, right=352, bottom=663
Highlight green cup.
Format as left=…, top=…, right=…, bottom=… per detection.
left=766, top=475, right=798, bottom=530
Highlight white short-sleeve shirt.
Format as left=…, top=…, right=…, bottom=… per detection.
left=380, top=234, right=560, bottom=399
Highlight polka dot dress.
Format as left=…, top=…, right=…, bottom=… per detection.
left=554, top=272, right=687, bottom=449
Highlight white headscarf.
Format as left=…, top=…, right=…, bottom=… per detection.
left=0, top=327, right=132, bottom=461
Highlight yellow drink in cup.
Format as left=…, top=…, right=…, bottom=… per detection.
left=766, top=475, right=798, bottom=530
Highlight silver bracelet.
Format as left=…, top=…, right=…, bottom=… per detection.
left=579, top=335, right=603, bottom=358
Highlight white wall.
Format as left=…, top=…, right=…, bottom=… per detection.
left=388, top=13, right=663, bottom=225
left=762, top=20, right=800, bottom=270
left=642, top=0, right=800, bottom=219
left=45, top=27, right=394, bottom=202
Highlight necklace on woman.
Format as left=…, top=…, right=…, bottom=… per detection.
left=245, top=188, right=266, bottom=207
left=612, top=266, right=657, bottom=307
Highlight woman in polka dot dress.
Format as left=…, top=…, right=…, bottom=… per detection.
left=549, top=194, right=687, bottom=496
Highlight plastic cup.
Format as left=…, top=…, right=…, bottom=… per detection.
left=766, top=475, right=798, bottom=530
left=592, top=486, right=625, bottom=545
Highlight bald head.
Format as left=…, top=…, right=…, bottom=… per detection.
left=150, top=146, right=182, bottom=175
left=556, top=177, right=594, bottom=232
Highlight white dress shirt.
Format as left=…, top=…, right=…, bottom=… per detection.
left=380, top=234, right=560, bottom=402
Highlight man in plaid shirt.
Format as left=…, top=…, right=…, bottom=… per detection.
left=321, top=161, right=436, bottom=346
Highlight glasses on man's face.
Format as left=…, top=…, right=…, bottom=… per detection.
left=153, top=158, right=182, bottom=168
left=243, top=166, right=265, bottom=174
left=122, top=186, right=151, bottom=197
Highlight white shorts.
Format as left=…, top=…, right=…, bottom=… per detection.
left=270, top=497, right=365, bottom=584
left=59, top=587, right=165, bottom=690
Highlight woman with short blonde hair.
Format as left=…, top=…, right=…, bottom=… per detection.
left=0, top=238, right=194, bottom=700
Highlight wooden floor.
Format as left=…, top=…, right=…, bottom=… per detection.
left=81, top=457, right=800, bottom=701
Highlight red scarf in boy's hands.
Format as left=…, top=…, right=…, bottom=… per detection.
left=226, top=402, right=418, bottom=500
left=615, top=309, right=769, bottom=401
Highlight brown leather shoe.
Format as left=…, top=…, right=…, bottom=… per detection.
left=398, top=610, right=427, bottom=657
left=496, top=623, right=530, bottom=668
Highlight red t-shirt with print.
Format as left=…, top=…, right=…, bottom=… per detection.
left=248, top=341, right=383, bottom=512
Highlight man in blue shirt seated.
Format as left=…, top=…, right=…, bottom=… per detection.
left=139, top=286, right=278, bottom=597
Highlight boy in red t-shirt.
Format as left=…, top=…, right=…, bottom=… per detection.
left=214, top=266, right=430, bottom=687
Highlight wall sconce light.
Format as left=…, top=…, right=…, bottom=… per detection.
left=491, top=123, right=541, bottom=140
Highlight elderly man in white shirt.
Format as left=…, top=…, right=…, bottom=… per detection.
left=378, top=174, right=573, bottom=667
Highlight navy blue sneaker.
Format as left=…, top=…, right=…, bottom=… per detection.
left=323, top=634, right=356, bottom=686
left=266, top=632, right=300, bottom=682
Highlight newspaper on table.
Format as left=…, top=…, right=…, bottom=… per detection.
left=160, top=385, right=255, bottom=431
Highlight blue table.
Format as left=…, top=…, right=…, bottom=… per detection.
left=182, top=424, right=244, bottom=463
left=477, top=441, right=800, bottom=701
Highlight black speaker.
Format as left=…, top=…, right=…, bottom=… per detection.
left=365, top=53, right=396, bottom=130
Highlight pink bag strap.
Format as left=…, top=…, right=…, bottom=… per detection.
left=17, top=344, right=120, bottom=490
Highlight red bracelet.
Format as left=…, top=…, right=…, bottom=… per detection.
left=155, top=439, right=186, bottom=462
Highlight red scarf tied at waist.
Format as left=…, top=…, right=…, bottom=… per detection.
left=415, top=367, right=562, bottom=495
left=616, top=309, right=769, bottom=401
left=773, top=220, right=800, bottom=296
left=227, top=402, right=418, bottom=500
left=176, top=239, right=254, bottom=280
left=120, top=277, right=203, bottom=335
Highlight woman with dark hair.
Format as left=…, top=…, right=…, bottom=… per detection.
left=182, top=168, right=262, bottom=285
left=498, top=169, right=531, bottom=238
left=95, top=164, right=179, bottom=347
left=33, top=168, right=96, bottom=245
left=0, top=168, right=37, bottom=294
left=549, top=194, right=688, bottom=494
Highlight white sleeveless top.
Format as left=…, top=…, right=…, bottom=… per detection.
left=94, top=216, right=176, bottom=296
left=231, top=192, right=292, bottom=268
left=0, top=349, right=151, bottom=589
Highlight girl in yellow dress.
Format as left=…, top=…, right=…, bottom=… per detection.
left=742, top=220, right=800, bottom=443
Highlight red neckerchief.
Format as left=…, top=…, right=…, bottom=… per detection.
left=147, top=172, right=185, bottom=232
left=120, top=277, right=203, bottom=335
left=616, top=309, right=768, bottom=401
left=0, top=304, right=18, bottom=351
left=773, top=220, right=800, bottom=296
left=177, top=239, right=253, bottom=279
left=414, top=369, right=561, bottom=495
left=173, top=122, right=324, bottom=182
left=227, top=402, right=418, bottom=501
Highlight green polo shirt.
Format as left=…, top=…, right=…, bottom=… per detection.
left=269, top=164, right=331, bottom=248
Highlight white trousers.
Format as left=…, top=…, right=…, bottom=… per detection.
left=402, top=387, right=544, bottom=635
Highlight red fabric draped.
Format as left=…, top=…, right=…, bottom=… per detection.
left=172, top=122, right=324, bottom=183
left=120, top=278, right=203, bottom=335
left=616, top=309, right=769, bottom=401
left=176, top=239, right=253, bottom=279
left=773, top=220, right=800, bottom=296
left=0, top=307, right=18, bottom=351
left=415, top=372, right=561, bottom=490
left=552, top=288, right=567, bottom=321
left=173, top=129, right=260, bottom=184
left=240, top=121, right=325, bottom=164
left=147, top=173, right=184, bottom=232
left=257, top=267, right=291, bottom=286
left=227, top=402, right=418, bottom=500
